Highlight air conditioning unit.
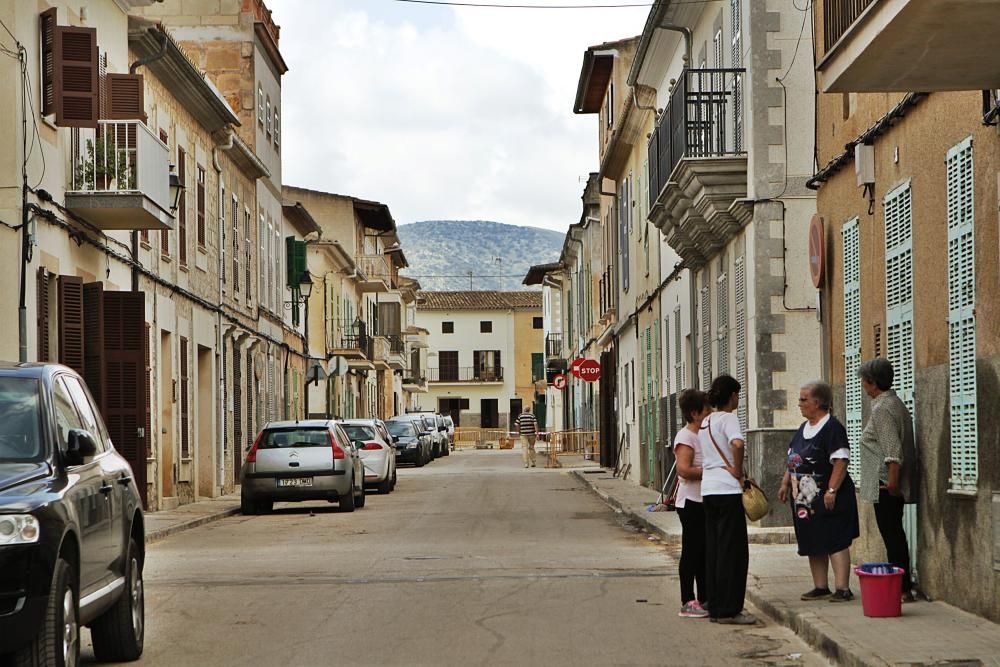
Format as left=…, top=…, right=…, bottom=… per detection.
left=855, top=143, right=875, bottom=187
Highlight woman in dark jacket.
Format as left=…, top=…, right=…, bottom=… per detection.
left=779, top=381, right=860, bottom=602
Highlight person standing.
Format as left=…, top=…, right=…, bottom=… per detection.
left=699, top=375, right=756, bottom=625
left=516, top=406, right=538, bottom=468
left=673, top=389, right=710, bottom=618
left=857, top=358, right=918, bottom=602
left=779, top=382, right=860, bottom=602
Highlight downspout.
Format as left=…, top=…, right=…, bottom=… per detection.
left=128, top=28, right=169, bottom=293
left=659, top=23, right=692, bottom=68
left=212, top=127, right=234, bottom=492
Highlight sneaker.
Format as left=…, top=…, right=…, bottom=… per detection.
left=678, top=601, right=709, bottom=618
left=901, top=590, right=917, bottom=603
left=829, top=589, right=854, bottom=602
left=800, top=587, right=832, bottom=601
left=715, top=612, right=758, bottom=625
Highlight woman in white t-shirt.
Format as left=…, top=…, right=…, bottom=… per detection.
left=699, top=375, right=756, bottom=625
left=673, top=389, right=711, bottom=618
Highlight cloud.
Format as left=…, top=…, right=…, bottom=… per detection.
left=270, top=0, right=649, bottom=232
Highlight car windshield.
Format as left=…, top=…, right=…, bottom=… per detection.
left=387, top=421, right=414, bottom=437
left=342, top=425, right=376, bottom=442
left=0, top=377, right=43, bottom=462
left=257, top=428, right=330, bottom=449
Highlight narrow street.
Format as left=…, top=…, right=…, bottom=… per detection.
left=87, top=451, right=827, bottom=666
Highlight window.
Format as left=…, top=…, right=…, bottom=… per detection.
left=531, top=352, right=544, bottom=382
left=265, top=96, right=271, bottom=137
left=244, top=207, right=252, bottom=305
left=480, top=320, right=492, bottom=333
left=196, top=165, right=206, bottom=249
left=883, top=180, right=915, bottom=459
left=734, top=256, right=747, bottom=431
left=177, top=146, right=187, bottom=265
left=259, top=212, right=266, bottom=310
left=52, top=377, right=85, bottom=452
left=842, top=220, right=862, bottom=480
left=62, top=376, right=108, bottom=453
left=438, top=351, right=459, bottom=381
left=232, top=193, right=240, bottom=294
left=717, top=267, right=729, bottom=374
left=274, top=109, right=280, bottom=150
left=159, top=129, right=169, bottom=255
left=258, top=84, right=264, bottom=127
left=606, top=80, right=614, bottom=128
left=700, top=283, right=711, bottom=390
left=220, top=182, right=226, bottom=290
left=442, top=321, right=454, bottom=334
left=532, top=316, right=543, bottom=329
left=945, top=138, right=978, bottom=491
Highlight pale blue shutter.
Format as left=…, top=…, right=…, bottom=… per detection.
left=730, top=0, right=743, bottom=152
left=946, top=137, right=978, bottom=491
left=842, top=218, right=862, bottom=480
left=663, top=314, right=671, bottom=397
left=734, top=255, right=747, bottom=431
left=700, top=284, right=711, bottom=390
left=717, top=269, right=730, bottom=375
left=884, top=182, right=916, bottom=415
left=674, top=306, right=683, bottom=393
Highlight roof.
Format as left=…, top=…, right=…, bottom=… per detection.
left=282, top=201, right=322, bottom=237
left=522, top=262, right=562, bottom=286
left=574, top=37, right=639, bottom=114
left=353, top=198, right=396, bottom=232
left=418, top=291, right=542, bottom=311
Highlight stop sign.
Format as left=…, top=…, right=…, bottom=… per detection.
left=575, top=359, right=601, bottom=382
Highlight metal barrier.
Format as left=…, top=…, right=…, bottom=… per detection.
left=452, top=427, right=513, bottom=450
left=537, top=430, right=599, bottom=467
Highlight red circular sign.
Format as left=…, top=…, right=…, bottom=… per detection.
left=570, top=357, right=586, bottom=371
left=576, top=359, right=601, bottom=382
left=553, top=374, right=567, bottom=390
left=809, top=214, right=825, bottom=289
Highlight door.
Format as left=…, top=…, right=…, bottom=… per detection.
left=438, top=398, right=461, bottom=426
left=439, top=351, right=458, bottom=382
left=52, top=375, right=111, bottom=594
left=160, top=331, right=174, bottom=498
left=481, top=399, right=498, bottom=429
left=509, top=399, right=522, bottom=432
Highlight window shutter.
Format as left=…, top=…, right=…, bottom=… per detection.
left=730, top=0, right=743, bottom=151
left=180, top=338, right=189, bottom=459
left=105, top=73, right=145, bottom=121
left=40, top=9, right=57, bottom=115
left=58, top=275, right=85, bottom=375
left=286, top=236, right=297, bottom=286
left=663, top=314, right=670, bottom=396
left=884, top=181, right=916, bottom=434
left=233, top=346, right=242, bottom=482
left=244, top=208, right=252, bottom=304
left=82, top=282, right=105, bottom=410
left=717, top=270, right=730, bottom=375
left=673, top=306, right=682, bottom=395
left=36, top=268, right=51, bottom=362
left=53, top=24, right=99, bottom=128
left=946, top=138, right=978, bottom=491
left=700, top=284, right=711, bottom=390
left=178, top=146, right=187, bottom=265
left=196, top=166, right=206, bottom=247
left=842, top=219, right=862, bottom=480
left=734, top=255, right=747, bottom=431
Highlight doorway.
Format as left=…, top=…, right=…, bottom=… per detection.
left=197, top=346, right=214, bottom=498
left=509, top=398, right=522, bottom=431
left=439, top=397, right=462, bottom=426
left=160, top=331, right=174, bottom=499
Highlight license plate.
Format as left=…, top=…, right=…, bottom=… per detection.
left=277, top=477, right=313, bottom=488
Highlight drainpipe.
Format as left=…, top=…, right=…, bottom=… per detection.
left=212, top=128, right=234, bottom=493
left=659, top=23, right=692, bottom=68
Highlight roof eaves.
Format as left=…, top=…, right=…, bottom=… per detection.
left=223, top=130, right=270, bottom=180
left=282, top=201, right=322, bottom=237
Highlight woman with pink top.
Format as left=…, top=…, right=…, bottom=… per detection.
left=673, top=389, right=710, bottom=618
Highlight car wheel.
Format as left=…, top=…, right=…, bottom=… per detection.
left=91, top=537, right=144, bottom=662
left=13, top=557, right=77, bottom=667
left=416, top=452, right=425, bottom=468
left=356, top=481, right=367, bottom=508
left=240, top=493, right=258, bottom=515
left=390, top=470, right=397, bottom=490
left=258, top=500, right=273, bottom=514
left=377, top=474, right=392, bottom=494
left=339, top=481, right=356, bottom=513
left=443, top=444, right=450, bottom=457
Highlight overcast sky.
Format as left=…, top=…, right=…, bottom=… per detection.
left=269, top=0, right=650, bottom=232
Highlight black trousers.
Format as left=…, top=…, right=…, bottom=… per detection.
left=703, top=494, right=749, bottom=618
left=874, top=489, right=912, bottom=593
left=677, top=500, right=707, bottom=604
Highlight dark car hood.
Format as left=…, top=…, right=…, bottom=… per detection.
left=0, top=462, right=51, bottom=494
left=395, top=436, right=417, bottom=445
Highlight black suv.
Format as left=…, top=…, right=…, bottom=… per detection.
left=0, top=363, right=145, bottom=666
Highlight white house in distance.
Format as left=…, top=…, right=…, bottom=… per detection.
left=416, top=291, right=544, bottom=430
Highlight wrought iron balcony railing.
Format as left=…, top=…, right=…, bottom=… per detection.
left=823, top=0, right=877, bottom=52
left=428, top=366, right=504, bottom=383
left=545, top=333, right=563, bottom=359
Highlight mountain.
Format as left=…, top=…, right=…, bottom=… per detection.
left=396, top=220, right=565, bottom=291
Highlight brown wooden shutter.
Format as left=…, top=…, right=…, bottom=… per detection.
left=160, top=130, right=169, bottom=255
left=53, top=25, right=99, bottom=128
left=180, top=338, right=189, bottom=459
left=103, top=291, right=148, bottom=509
left=58, top=275, right=85, bottom=375
left=144, top=323, right=151, bottom=460
left=178, top=146, right=187, bottom=265
left=233, top=346, right=242, bottom=483
left=40, top=9, right=57, bottom=115
left=473, top=350, right=481, bottom=379
left=196, top=166, right=206, bottom=247
left=36, top=268, right=51, bottom=362
left=106, top=73, right=145, bottom=121
left=82, top=282, right=106, bottom=410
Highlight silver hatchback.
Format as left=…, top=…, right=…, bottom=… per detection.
left=240, top=420, right=366, bottom=514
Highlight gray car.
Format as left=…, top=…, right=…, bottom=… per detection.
left=240, top=420, right=366, bottom=514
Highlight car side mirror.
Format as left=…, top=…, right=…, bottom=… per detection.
left=65, top=428, right=98, bottom=465
left=439, top=426, right=446, bottom=432
left=393, top=435, right=401, bottom=443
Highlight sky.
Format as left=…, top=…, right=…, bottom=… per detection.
left=269, top=0, right=652, bottom=233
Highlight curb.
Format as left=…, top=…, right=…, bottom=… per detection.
left=571, top=470, right=795, bottom=546
left=145, top=506, right=241, bottom=545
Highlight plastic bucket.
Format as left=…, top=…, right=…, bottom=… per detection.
left=855, top=564, right=904, bottom=618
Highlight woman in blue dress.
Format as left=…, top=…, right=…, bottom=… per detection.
left=779, top=381, right=860, bottom=602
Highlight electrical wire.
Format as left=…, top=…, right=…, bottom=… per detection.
left=389, top=0, right=652, bottom=7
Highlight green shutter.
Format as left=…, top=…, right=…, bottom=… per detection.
left=843, top=218, right=862, bottom=480
left=285, top=236, right=306, bottom=287
left=531, top=352, right=544, bottom=383
left=946, top=137, right=978, bottom=491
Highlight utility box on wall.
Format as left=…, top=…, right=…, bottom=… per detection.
left=855, top=143, right=875, bottom=187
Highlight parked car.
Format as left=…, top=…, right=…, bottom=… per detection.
left=436, top=414, right=451, bottom=456
left=0, top=363, right=145, bottom=666
left=241, top=420, right=366, bottom=514
left=385, top=419, right=432, bottom=467
left=413, top=413, right=448, bottom=458
left=443, top=415, right=455, bottom=442
left=338, top=419, right=397, bottom=494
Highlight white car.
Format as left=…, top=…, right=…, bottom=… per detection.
left=339, top=419, right=397, bottom=493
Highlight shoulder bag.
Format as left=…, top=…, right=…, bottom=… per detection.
left=707, top=417, right=770, bottom=522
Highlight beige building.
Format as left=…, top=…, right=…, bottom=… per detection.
left=810, top=0, right=1000, bottom=622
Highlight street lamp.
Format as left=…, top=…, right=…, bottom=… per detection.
left=284, top=270, right=314, bottom=309
left=168, top=167, right=185, bottom=213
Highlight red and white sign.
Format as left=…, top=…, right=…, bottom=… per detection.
left=552, top=373, right=567, bottom=390
left=574, top=359, right=602, bottom=382
left=570, top=357, right=586, bottom=373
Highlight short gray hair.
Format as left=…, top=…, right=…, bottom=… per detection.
left=857, top=358, right=894, bottom=391
left=803, top=381, right=834, bottom=412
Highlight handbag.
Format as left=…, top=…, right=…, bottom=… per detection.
left=707, top=417, right=770, bottom=522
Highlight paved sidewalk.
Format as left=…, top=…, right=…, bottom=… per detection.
left=144, top=495, right=241, bottom=544
left=573, top=468, right=1000, bottom=667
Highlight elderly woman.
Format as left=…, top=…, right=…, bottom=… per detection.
left=779, top=381, right=860, bottom=602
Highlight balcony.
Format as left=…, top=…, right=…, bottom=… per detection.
left=428, top=366, right=504, bottom=384
left=545, top=333, right=563, bottom=361
left=386, top=334, right=407, bottom=370
left=647, top=68, right=748, bottom=270
left=65, top=121, right=174, bottom=230
left=402, top=372, right=428, bottom=393
left=357, top=254, right=392, bottom=293
left=598, top=266, right=615, bottom=324
left=817, top=0, right=1000, bottom=92
left=371, top=336, right=391, bottom=370
left=328, top=328, right=374, bottom=361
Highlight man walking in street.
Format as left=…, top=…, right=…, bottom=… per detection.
left=517, top=406, right=538, bottom=468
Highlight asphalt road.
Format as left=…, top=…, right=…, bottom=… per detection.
left=84, top=450, right=827, bottom=666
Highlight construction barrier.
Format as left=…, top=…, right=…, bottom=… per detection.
left=537, top=430, right=599, bottom=467
left=452, top=428, right=514, bottom=450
